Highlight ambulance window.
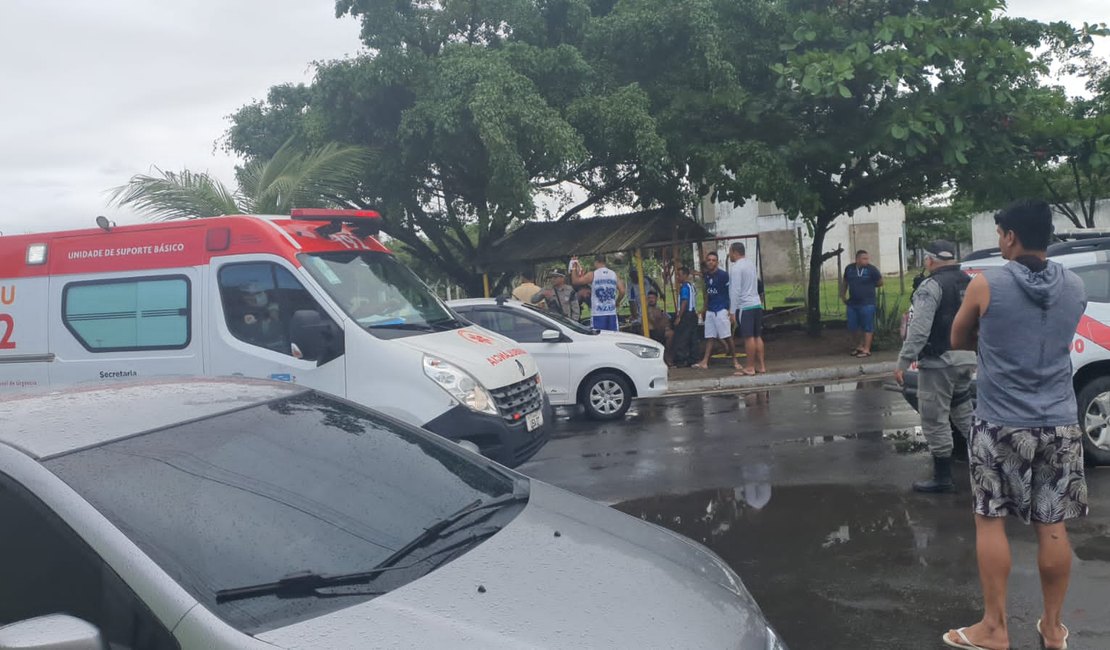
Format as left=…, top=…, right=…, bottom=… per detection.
left=218, top=262, right=334, bottom=355
left=1073, top=264, right=1110, bottom=303
left=63, top=277, right=190, bottom=352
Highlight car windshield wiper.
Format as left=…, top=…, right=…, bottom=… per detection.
left=214, top=491, right=528, bottom=604
left=364, top=322, right=432, bottom=331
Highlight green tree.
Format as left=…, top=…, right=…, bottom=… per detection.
left=110, top=140, right=371, bottom=219
left=956, top=55, right=1110, bottom=228
left=904, top=202, right=972, bottom=252
left=225, top=0, right=683, bottom=297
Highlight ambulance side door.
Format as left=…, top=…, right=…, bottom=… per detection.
left=49, top=269, right=204, bottom=386
left=206, top=255, right=346, bottom=395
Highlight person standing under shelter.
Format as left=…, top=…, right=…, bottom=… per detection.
left=572, top=254, right=624, bottom=332
left=728, top=242, right=765, bottom=376
left=628, top=267, right=664, bottom=321
left=841, top=250, right=883, bottom=358
left=535, top=269, right=580, bottom=319
left=671, top=267, right=699, bottom=367
left=894, top=240, right=975, bottom=494
left=512, top=271, right=542, bottom=303
left=645, top=291, right=674, bottom=364
left=694, top=252, right=737, bottom=369
left=945, top=200, right=1087, bottom=650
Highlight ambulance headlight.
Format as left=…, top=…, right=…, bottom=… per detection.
left=423, top=355, right=498, bottom=415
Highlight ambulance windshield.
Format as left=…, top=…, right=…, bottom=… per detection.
left=300, top=252, right=462, bottom=336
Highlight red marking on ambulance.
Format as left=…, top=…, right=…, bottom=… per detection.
left=487, top=348, right=527, bottom=366
left=0, top=213, right=391, bottom=279
left=459, top=329, right=495, bottom=345
left=0, top=314, right=14, bottom=350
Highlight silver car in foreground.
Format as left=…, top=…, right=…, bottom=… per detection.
left=0, top=378, right=786, bottom=649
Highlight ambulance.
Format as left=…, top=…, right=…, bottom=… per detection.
left=0, top=209, right=551, bottom=467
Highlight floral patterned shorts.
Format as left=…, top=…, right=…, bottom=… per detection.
left=969, top=418, right=1088, bottom=524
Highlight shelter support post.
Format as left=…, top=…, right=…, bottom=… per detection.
left=635, top=248, right=649, bottom=338
left=483, top=273, right=491, bottom=298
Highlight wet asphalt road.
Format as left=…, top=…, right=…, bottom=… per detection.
left=518, top=382, right=1110, bottom=650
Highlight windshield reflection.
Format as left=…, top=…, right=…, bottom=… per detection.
left=300, top=252, right=459, bottom=333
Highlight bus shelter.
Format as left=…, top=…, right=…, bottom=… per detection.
left=477, top=208, right=713, bottom=338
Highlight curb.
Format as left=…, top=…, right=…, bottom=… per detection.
left=665, top=361, right=898, bottom=396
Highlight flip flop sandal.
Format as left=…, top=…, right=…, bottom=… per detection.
left=1037, top=619, right=1068, bottom=650
left=856, top=352, right=872, bottom=358
left=942, top=628, right=992, bottom=650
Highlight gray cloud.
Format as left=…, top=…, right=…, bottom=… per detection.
left=0, top=0, right=361, bottom=233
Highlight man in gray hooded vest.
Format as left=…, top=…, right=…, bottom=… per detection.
left=895, top=240, right=975, bottom=493
left=944, top=199, right=1087, bottom=650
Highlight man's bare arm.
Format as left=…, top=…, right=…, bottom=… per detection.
left=951, top=274, right=989, bottom=351
left=573, top=270, right=594, bottom=286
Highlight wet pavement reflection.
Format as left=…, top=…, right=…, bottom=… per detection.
left=525, top=382, right=1110, bottom=649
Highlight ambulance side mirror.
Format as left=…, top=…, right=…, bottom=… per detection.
left=290, top=310, right=344, bottom=365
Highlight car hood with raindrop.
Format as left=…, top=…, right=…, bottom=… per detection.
left=256, top=480, right=779, bottom=649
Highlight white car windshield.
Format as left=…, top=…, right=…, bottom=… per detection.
left=300, top=251, right=462, bottom=336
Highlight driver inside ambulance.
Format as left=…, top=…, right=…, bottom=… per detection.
left=231, top=283, right=284, bottom=349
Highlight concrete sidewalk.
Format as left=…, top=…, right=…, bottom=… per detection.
left=667, top=358, right=897, bottom=394
left=664, top=329, right=900, bottom=394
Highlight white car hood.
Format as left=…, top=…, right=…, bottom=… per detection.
left=257, top=481, right=775, bottom=649
left=396, top=327, right=540, bottom=389
left=593, top=329, right=664, bottom=349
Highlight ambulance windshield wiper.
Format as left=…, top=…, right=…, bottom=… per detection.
left=364, top=322, right=434, bottom=331
left=214, top=491, right=528, bottom=604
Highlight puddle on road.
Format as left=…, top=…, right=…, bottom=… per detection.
left=768, top=426, right=929, bottom=453
left=615, top=483, right=980, bottom=649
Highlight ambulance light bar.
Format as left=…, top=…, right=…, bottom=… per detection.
left=290, top=208, right=381, bottom=238
left=26, top=243, right=47, bottom=265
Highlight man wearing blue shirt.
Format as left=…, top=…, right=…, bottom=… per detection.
left=671, top=267, right=699, bottom=367
left=694, top=252, right=738, bottom=369
left=841, top=250, right=883, bottom=357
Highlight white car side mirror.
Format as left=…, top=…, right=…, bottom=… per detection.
left=541, top=329, right=561, bottom=342
left=0, top=615, right=107, bottom=650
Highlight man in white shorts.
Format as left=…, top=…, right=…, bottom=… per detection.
left=694, top=251, right=738, bottom=369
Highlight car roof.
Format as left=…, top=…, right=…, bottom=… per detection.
left=0, top=378, right=307, bottom=460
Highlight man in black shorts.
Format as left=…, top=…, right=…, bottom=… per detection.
left=946, top=200, right=1087, bottom=650
left=728, top=242, right=765, bottom=375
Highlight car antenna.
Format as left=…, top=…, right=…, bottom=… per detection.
left=495, top=295, right=507, bottom=306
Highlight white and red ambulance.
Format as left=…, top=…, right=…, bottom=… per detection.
left=901, top=239, right=1110, bottom=465
left=0, top=209, right=550, bottom=467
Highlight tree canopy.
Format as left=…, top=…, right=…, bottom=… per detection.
left=218, top=0, right=1104, bottom=332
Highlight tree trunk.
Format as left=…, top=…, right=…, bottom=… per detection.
left=805, top=215, right=837, bottom=337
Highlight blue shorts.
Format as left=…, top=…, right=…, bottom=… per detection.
left=846, top=304, right=876, bottom=333
left=592, top=314, right=619, bottom=332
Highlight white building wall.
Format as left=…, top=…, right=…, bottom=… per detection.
left=706, top=198, right=907, bottom=279
left=970, top=198, right=1110, bottom=251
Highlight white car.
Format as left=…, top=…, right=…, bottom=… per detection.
left=449, top=298, right=668, bottom=420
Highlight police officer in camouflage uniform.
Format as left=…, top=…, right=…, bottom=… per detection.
left=895, top=240, right=976, bottom=493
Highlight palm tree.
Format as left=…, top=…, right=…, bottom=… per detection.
left=109, top=140, right=371, bottom=220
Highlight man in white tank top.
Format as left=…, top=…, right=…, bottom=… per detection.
left=571, top=254, right=625, bottom=331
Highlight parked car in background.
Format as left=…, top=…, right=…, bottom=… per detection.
left=449, top=298, right=668, bottom=420
left=900, top=242, right=1110, bottom=465
left=0, top=379, right=785, bottom=649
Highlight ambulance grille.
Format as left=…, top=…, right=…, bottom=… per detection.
left=490, top=376, right=542, bottom=421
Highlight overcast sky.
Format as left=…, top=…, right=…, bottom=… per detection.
left=0, top=1, right=1105, bottom=236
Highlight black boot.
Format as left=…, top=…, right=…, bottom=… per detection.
left=913, top=455, right=955, bottom=493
